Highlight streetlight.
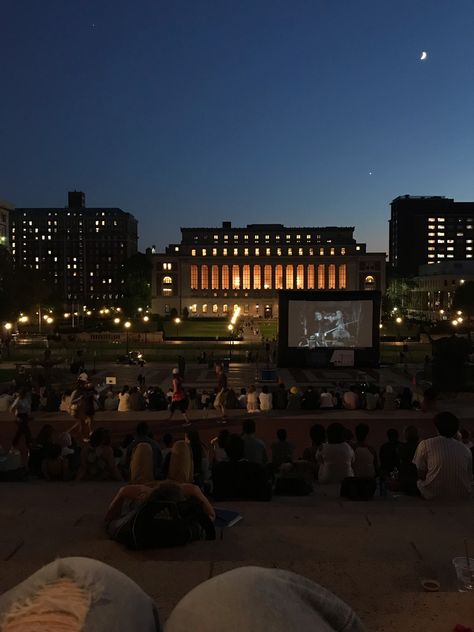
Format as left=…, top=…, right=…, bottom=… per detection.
left=124, top=321, right=131, bottom=354
left=114, top=317, right=121, bottom=324
left=452, top=319, right=459, bottom=326
left=4, top=322, right=12, bottom=332
left=143, top=315, right=149, bottom=323
left=395, top=317, right=402, bottom=324
left=174, top=317, right=181, bottom=337
left=228, top=324, right=234, bottom=362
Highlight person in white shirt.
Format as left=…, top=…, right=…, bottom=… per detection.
left=318, top=423, right=354, bottom=484
left=413, top=411, right=472, bottom=500
left=319, top=388, right=334, bottom=409
left=238, top=388, right=247, bottom=409
left=259, top=385, right=273, bottom=412
left=117, top=385, right=131, bottom=412
left=246, top=385, right=259, bottom=413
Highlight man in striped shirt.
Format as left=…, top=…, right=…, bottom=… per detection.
left=413, top=411, right=473, bottom=500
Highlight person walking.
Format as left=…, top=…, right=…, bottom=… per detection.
left=10, top=387, right=32, bottom=450
left=167, top=368, right=191, bottom=426
left=68, top=376, right=90, bottom=442
left=214, top=363, right=228, bottom=423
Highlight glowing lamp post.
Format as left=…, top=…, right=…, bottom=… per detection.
left=124, top=321, right=131, bottom=354
left=174, top=317, right=181, bottom=337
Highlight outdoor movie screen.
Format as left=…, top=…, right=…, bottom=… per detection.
left=288, top=299, right=374, bottom=349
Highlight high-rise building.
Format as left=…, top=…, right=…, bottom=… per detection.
left=389, top=195, right=474, bottom=275
left=150, top=222, right=386, bottom=318
left=10, top=192, right=138, bottom=307
left=0, top=199, right=13, bottom=248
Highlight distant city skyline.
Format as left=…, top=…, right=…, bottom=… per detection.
left=2, top=0, right=474, bottom=254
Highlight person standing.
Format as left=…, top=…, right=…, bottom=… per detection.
left=68, top=377, right=90, bottom=442
left=10, top=387, right=32, bottom=450
left=214, top=363, right=228, bottom=423
left=167, top=368, right=191, bottom=426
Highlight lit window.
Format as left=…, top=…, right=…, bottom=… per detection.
left=330, top=248, right=335, bottom=255
left=202, top=304, right=207, bottom=313
left=212, top=248, right=217, bottom=256
left=213, top=234, right=218, bottom=241
left=356, top=246, right=361, bottom=251
left=364, top=275, right=375, bottom=289
left=307, top=264, right=315, bottom=289
left=306, top=234, right=311, bottom=241
left=457, top=233, right=464, bottom=237
left=467, top=225, right=473, bottom=229
left=163, top=276, right=173, bottom=284
left=338, top=264, right=347, bottom=289
left=254, top=234, right=259, bottom=242
left=222, top=265, right=229, bottom=289
left=234, top=234, right=239, bottom=241
left=212, top=265, right=219, bottom=289
left=298, top=248, right=303, bottom=255
left=467, top=246, right=473, bottom=251
left=223, top=248, right=228, bottom=256
left=428, top=247, right=435, bottom=251
left=253, top=265, right=261, bottom=289
left=288, top=248, right=292, bottom=255
left=264, top=265, right=272, bottom=289
left=428, top=225, right=435, bottom=230
left=223, top=304, right=228, bottom=313
left=244, top=248, right=249, bottom=256
left=202, top=249, right=207, bottom=256
left=296, top=234, right=301, bottom=241
left=437, top=254, right=445, bottom=258
left=255, top=248, right=260, bottom=256
left=275, top=235, right=281, bottom=241
left=328, top=264, right=336, bottom=289
left=437, top=239, right=445, bottom=243
left=266, top=248, right=271, bottom=256
left=428, top=254, right=435, bottom=258
left=201, top=265, right=209, bottom=289
left=319, top=248, right=324, bottom=256
left=243, top=265, right=251, bottom=289
left=341, top=248, right=346, bottom=255
left=447, top=247, right=454, bottom=251
left=244, top=234, right=249, bottom=241
left=286, top=265, right=294, bottom=289
left=437, top=232, right=445, bottom=236
left=428, top=217, right=436, bottom=221
left=191, top=249, right=196, bottom=256
left=467, top=240, right=473, bottom=243
left=190, top=304, right=197, bottom=313
left=190, top=265, right=198, bottom=289
left=317, top=264, right=325, bottom=289
left=233, top=248, right=238, bottom=256
left=275, top=265, right=283, bottom=289
left=428, top=240, right=435, bottom=244
left=212, top=304, right=218, bottom=313
left=224, top=234, right=228, bottom=242
left=296, top=264, right=304, bottom=289
left=437, top=217, right=445, bottom=222
left=232, top=265, right=240, bottom=289
left=265, top=234, right=270, bottom=241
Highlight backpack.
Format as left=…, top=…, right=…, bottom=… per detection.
left=112, top=498, right=216, bottom=550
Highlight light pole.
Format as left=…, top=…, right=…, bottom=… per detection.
left=228, top=324, right=233, bottom=362
left=3, top=322, right=12, bottom=359
left=124, top=321, right=131, bottom=355
left=174, top=317, right=181, bottom=337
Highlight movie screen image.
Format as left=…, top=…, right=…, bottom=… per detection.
left=288, top=300, right=373, bottom=348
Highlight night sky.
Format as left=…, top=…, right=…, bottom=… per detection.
left=2, top=0, right=473, bottom=253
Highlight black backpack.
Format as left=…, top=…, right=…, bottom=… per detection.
left=113, top=498, right=216, bottom=550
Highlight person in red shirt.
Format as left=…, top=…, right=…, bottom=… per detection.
left=167, top=368, right=191, bottom=426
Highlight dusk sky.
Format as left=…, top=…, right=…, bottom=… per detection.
left=2, top=0, right=474, bottom=253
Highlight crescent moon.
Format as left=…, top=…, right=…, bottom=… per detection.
left=420, top=51, right=427, bottom=61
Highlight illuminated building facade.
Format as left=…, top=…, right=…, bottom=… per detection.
left=150, top=222, right=386, bottom=318
left=389, top=195, right=474, bottom=276
left=0, top=199, right=13, bottom=248
left=10, top=192, right=138, bottom=306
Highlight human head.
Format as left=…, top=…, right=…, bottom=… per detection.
left=326, top=423, right=345, bottom=444
left=240, top=387, right=246, bottom=395
left=355, top=423, right=369, bottom=442
left=163, top=433, right=174, bottom=448
left=434, top=411, right=459, bottom=438
left=277, top=428, right=287, bottom=442
left=387, top=428, right=399, bottom=443
left=261, top=385, right=268, bottom=394
left=130, top=386, right=138, bottom=394
left=248, top=384, right=256, bottom=393
left=149, top=481, right=185, bottom=503
left=185, top=429, right=200, bottom=446
left=172, top=367, right=179, bottom=375
left=290, top=386, right=299, bottom=395
left=242, top=419, right=256, bottom=436
left=36, top=424, right=54, bottom=444
left=121, top=385, right=129, bottom=395
left=225, top=434, right=245, bottom=461
left=136, top=421, right=151, bottom=437
left=404, top=425, right=419, bottom=443
left=309, top=424, right=326, bottom=447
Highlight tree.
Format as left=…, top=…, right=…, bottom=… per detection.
left=120, top=253, right=152, bottom=316
left=453, top=281, right=474, bottom=324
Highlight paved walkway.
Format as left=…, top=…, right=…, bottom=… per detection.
left=1, top=483, right=473, bottom=631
